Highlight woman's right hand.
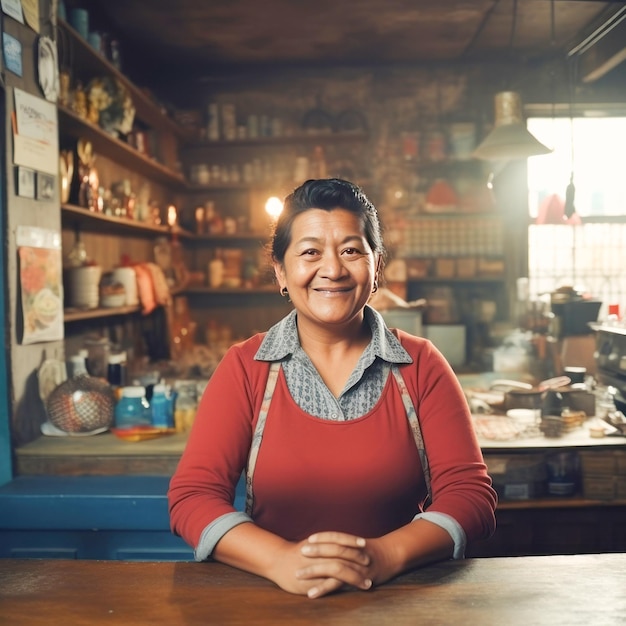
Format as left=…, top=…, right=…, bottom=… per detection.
left=269, top=533, right=373, bottom=598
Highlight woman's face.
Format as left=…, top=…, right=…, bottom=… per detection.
left=274, top=208, right=379, bottom=331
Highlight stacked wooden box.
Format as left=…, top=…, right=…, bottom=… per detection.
left=579, top=450, right=626, bottom=501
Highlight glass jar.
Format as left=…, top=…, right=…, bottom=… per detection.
left=173, top=380, right=198, bottom=433
left=114, top=386, right=151, bottom=428
left=546, top=451, right=580, bottom=496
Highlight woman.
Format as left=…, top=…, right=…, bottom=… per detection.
left=168, top=178, right=497, bottom=599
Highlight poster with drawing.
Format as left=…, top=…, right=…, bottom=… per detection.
left=17, top=226, right=64, bottom=344
left=13, top=88, right=58, bottom=174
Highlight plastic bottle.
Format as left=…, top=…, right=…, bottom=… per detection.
left=114, top=386, right=151, bottom=428
left=68, top=351, right=89, bottom=377
left=606, top=304, right=621, bottom=326
left=150, top=383, right=175, bottom=429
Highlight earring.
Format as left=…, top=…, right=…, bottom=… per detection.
left=281, top=287, right=291, bottom=302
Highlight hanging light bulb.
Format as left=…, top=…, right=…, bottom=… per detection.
left=472, top=91, right=553, bottom=161
left=265, top=196, right=283, bottom=221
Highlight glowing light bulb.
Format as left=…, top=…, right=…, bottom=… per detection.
left=265, top=196, right=283, bottom=220
left=167, top=205, right=178, bottom=227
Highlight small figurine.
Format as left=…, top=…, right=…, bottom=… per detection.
left=72, top=81, right=87, bottom=119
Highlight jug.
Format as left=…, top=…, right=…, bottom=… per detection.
left=150, top=383, right=175, bottom=429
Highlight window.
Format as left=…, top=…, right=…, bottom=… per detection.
left=526, top=116, right=626, bottom=317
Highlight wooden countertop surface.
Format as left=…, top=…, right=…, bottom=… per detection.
left=15, top=419, right=626, bottom=477
left=13, top=370, right=626, bottom=477
left=1, top=554, right=625, bottom=625
left=14, top=431, right=189, bottom=476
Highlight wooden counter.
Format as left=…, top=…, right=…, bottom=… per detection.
left=1, top=555, right=625, bottom=625
left=15, top=414, right=626, bottom=476
left=8, top=413, right=626, bottom=559
left=14, top=430, right=188, bottom=476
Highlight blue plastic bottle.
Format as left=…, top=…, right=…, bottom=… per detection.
left=114, top=386, right=151, bottom=428
left=150, top=383, right=174, bottom=429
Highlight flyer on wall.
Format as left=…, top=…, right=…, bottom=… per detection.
left=13, top=87, right=58, bottom=174
left=16, top=226, right=64, bottom=344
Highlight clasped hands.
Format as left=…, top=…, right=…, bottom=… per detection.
left=273, top=531, right=393, bottom=599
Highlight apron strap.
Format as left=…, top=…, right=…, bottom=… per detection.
left=245, top=361, right=432, bottom=516
left=390, top=365, right=432, bottom=507
left=245, top=361, right=281, bottom=516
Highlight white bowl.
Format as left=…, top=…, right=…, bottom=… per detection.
left=506, top=408, right=538, bottom=424
left=101, top=293, right=126, bottom=308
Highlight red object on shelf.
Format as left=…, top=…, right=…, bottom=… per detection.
left=425, top=179, right=458, bottom=212
left=608, top=304, right=621, bottom=318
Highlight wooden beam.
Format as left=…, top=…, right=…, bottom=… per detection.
left=569, top=6, right=626, bottom=82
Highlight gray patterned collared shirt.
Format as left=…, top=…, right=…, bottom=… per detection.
left=254, top=305, right=413, bottom=417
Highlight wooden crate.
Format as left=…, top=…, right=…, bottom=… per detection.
left=456, top=257, right=477, bottom=278
left=435, top=258, right=455, bottom=278
left=579, top=450, right=626, bottom=476
left=582, top=475, right=626, bottom=501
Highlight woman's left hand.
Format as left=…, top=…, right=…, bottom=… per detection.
left=296, top=531, right=395, bottom=599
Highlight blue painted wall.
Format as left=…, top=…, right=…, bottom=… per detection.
left=0, top=86, right=13, bottom=486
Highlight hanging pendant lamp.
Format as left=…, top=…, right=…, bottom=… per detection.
left=472, top=91, right=553, bottom=161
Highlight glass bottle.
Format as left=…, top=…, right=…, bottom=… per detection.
left=107, top=351, right=127, bottom=395
left=66, top=228, right=88, bottom=268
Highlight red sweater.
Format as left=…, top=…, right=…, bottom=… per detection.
left=168, top=331, right=496, bottom=548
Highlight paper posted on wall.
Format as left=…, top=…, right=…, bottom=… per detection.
left=12, top=87, right=58, bottom=174
left=17, top=226, right=64, bottom=344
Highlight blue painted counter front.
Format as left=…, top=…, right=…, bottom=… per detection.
left=0, top=475, right=246, bottom=560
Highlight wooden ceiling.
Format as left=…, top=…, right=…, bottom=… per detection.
left=84, top=1, right=625, bottom=81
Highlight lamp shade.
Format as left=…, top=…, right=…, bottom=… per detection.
left=472, top=91, right=552, bottom=160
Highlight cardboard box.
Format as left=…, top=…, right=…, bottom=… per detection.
left=579, top=450, right=626, bottom=476
left=424, top=324, right=466, bottom=366
left=406, top=259, right=432, bottom=279
left=435, top=258, right=455, bottom=278
left=456, top=257, right=477, bottom=278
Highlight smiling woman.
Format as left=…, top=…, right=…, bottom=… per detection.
left=168, top=178, right=497, bottom=599
left=271, top=180, right=382, bottom=345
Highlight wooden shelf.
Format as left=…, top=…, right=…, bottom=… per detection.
left=64, top=304, right=141, bottom=323
left=184, top=286, right=279, bottom=296
left=183, top=131, right=369, bottom=150
left=58, top=19, right=187, bottom=139
left=64, top=288, right=187, bottom=323
left=408, top=276, right=505, bottom=283
left=58, top=107, right=186, bottom=187
left=186, top=182, right=278, bottom=193
left=61, top=204, right=172, bottom=237
left=411, top=211, right=501, bottom=219
left=189, top=232, right=269, bottom=244
left=497, top=497, right=626, bottom=510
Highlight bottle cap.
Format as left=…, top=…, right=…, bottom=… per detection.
left=108, top=352, right=127, bottom=365
left=121, top=386, right=145, bottom=398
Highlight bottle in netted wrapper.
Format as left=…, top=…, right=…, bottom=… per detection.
left=46, top=376, right=115, bottom=433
